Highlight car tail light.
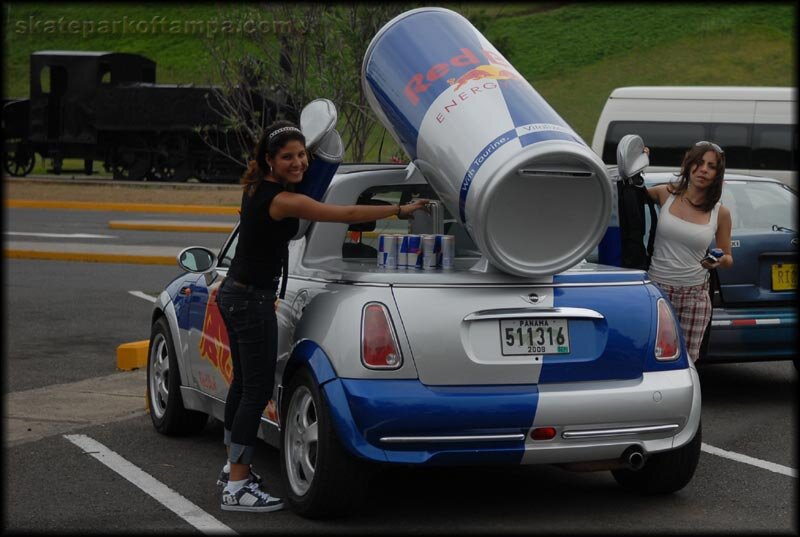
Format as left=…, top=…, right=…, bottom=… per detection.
left=655, top=298, right=681, bottom=361
left=361, top=302, right=403, bottom=369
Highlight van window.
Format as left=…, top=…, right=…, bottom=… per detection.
left=709, top=123, right=751, bottom=169
left=752, top=124, right=795, bottom=171
left=602, top=121, right=706, bottom=166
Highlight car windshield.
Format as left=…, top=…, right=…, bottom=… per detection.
left=721, top=180, right=797, bottom=231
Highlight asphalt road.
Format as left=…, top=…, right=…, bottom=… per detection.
left=4, top=201, right=798, bottom=533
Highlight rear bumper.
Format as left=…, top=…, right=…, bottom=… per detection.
left=323, top=367, right=700, bottom=465
left=705, top=306, right=797, bottom=362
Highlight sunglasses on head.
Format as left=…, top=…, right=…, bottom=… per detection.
left=695, top=141, right=724, bottom=154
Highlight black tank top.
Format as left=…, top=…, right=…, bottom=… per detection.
left=228, top=180, right=299, bottom=292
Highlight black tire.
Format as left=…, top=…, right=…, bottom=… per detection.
left=279, top=368, right=368, bottom=519
left=612, top=421, right=702, bottom=495
left=147, top=316, right=208, bottom=435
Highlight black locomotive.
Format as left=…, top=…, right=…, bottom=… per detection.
left=2, top=51, right=294, bottom=182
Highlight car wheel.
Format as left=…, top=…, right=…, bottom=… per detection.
left=147, top=316, right=208, bottom=435
left=612, top=421, right=702, bottom=494
left=280, top=368, right=367, bottom=519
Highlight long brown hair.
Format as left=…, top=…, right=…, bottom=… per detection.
left=667, top=141, right=726, bottom=212
left=241, top=120, right=306, bottom=196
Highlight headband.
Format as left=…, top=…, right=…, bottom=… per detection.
left=268, top=126, right=302, bottom=140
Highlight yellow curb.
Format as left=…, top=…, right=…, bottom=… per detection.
left=117, top=340, right=149, bottom=371
left=5, top=249, right=175, bottom=265
left=108, top=221, right=236, bottom=233
left=7, top=199, right=239, bottom=215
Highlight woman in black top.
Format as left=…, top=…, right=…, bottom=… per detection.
left=216, top=120, right=429, bottom=512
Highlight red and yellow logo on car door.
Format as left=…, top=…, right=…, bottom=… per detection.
left=198, top=284, right=279, bottom=424
left=199, top=285, right=233, bottom=385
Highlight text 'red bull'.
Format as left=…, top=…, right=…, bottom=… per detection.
left=404, top=46, right=512, bottom=105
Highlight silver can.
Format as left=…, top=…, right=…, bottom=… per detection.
left=378, top=234, right=398, bottom=269
left=440, top=234, right=455, bottom=269
left=421, top=234, right=438, bottom=270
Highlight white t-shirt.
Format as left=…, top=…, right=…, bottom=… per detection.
left=648, top=194, right=721, bottom=287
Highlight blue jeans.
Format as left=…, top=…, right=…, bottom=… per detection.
left=216, top=277, right=278, bottom=465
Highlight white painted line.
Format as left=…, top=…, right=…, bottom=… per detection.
left=702, top=442, right=797, bottom=478
left=129, top=290, right=158, bottom=303
left=6, top=231, right=117, bottom=239
left=64, top=434, right=237, bottom=534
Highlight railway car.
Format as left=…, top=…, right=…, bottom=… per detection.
left=2, top=51, right=294, bottom=182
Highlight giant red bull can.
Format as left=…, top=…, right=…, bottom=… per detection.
left=362, top=8, right=612, bottom=277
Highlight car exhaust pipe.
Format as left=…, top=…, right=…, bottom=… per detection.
left=622, top=445, right=646, bottom=471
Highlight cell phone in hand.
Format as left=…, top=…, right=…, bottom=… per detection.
left=703, top=248, right=724, bottom=265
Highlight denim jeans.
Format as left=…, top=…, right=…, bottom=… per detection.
left=216, top=277, right=278, bottom=465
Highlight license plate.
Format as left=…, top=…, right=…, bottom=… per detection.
left=500, top=318, right=570, bottom=356
left=771, top=263, right=797, bottom=291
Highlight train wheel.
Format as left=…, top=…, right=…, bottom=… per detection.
left=151, top=136, right=190, bottom=182
left=3, top=143, right=35, bottom=177
left=112, top=135, right=152, bottom=181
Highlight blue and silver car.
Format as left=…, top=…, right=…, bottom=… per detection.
left=642, top=173, right=798, bottom=367
left=147, top=163, right=702, bottom=518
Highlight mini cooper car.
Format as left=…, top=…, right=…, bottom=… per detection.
left=147, top=163, right=701, bottom=519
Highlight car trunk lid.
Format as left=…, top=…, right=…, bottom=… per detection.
left=391, top=267, right=655, bottom=386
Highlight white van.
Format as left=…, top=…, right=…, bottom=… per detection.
left=591, top=86, right=796, bottom=189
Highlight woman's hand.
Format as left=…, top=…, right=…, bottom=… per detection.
left=398, top=198, right=431, bottom=220
left=700, top=257, right=721, bottom=270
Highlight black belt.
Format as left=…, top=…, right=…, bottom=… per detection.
left=227, top=278, right=276, bottom=294
left=227, top=245, right=289, bottom=299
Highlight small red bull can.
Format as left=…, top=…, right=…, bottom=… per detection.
left=440, top=234, right=455, bottom=269
left=378, top=234, right=398, bottom=269
left=421, top=234, right=440, bottom=270
left=406, top=234, right=423, bottom=269
left=398, top=234, right=421, bottom=268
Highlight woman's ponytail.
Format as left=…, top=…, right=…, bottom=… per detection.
left=240, top=158, right=262, bottom=195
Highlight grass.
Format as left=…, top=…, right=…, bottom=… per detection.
left=3, top=2, right=795, bottom=164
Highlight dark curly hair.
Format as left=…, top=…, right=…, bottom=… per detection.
left=241, top=120, right=306, bottom=195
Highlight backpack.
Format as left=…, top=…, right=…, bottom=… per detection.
left=617, top=173, right=658, bottom=270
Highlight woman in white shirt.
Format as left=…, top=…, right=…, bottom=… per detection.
left=646, top=141, right=733, bottom=362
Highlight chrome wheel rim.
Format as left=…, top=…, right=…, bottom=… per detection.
left=284, top=386, right=318, bottom=496
left=149, top=334, right=170, bottom=419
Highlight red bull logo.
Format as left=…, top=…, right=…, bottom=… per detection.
left=404, top=46, right=512, bottom=105
left=199, top=285, right=233, bottom=386
left=447, top=64, right=521, bottom=90
left=200, top=285, right=279, bottom=425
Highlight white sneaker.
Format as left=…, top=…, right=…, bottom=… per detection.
left=221, top=480, right=284, bottom=513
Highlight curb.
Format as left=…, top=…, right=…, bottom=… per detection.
left=117, top=340, right=149, bottom=371
left=108, top=220, right=235, bottom=233
left=7, top=199, right=239, bottom=215
left=5, top=249, right=176, bottom=265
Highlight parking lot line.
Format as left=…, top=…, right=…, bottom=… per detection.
left=64, top=434, right=236, bottom=535
left=129, top=290, right=157, bottom=303
left=702, top=442, right=797, bottom=478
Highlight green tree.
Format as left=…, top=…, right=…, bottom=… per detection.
left=200, top=4, right=408, bottom=165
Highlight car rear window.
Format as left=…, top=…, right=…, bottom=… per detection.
left=722, top=181, right=797, bottom=231
left=343, top=184, right=480, bottom=259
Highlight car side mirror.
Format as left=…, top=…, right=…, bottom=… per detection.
left=617, top=134, right=649, bottom=180
left=177, top=246, right=217, bottom=273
